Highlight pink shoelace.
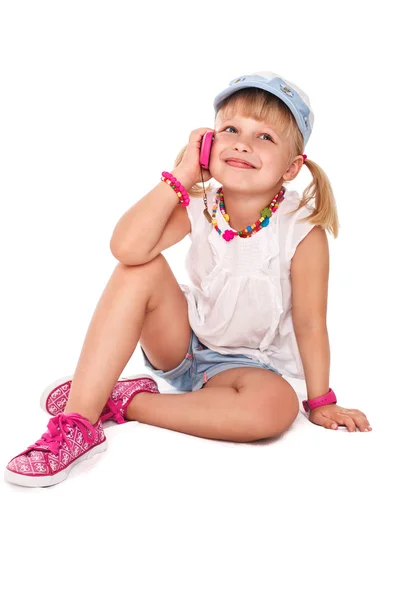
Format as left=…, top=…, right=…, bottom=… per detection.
left=100, top=399, right=125, bottom=424
left=24, top=413, right=97, bottom=455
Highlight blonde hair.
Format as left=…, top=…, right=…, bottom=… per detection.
left=173, top=88, right=339, bottom=238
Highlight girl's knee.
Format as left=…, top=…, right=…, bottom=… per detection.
left=240, top=373, right=299, bottom=440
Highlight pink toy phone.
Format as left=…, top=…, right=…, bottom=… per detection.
left=199, top=131, right=214, bottom=169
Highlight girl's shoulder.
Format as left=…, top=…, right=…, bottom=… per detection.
left=278, top=188, right=316, bottom=262
left=278, top=188, right=315, bottom=229
left=280, top=188, right=314, bottom=216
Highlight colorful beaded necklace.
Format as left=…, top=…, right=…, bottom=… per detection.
left=206, top=186, right=286, bottom=242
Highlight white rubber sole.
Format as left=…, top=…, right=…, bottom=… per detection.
left=4, top=439, right=108, bottom=488
left=40, top=373, right=158, bottom=415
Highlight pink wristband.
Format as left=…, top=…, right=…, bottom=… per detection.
left=302, top=388, right=337, bottom=413
left=161, top=171, right=190, bottom=207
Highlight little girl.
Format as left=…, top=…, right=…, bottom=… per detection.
left=5, top=71, right=372, bottom=487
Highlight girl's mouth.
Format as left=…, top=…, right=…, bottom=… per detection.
left=225, top=160, right=255, bottom=169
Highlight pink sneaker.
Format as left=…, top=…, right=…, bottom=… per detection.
left=40, top=374, right=160, bottom=424
left=5, top=413, right=107, bottom=487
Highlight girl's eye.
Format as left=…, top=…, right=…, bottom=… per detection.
left=223, top=126, right=273, bottom=142
left=260, top=133, right=273, bottom=141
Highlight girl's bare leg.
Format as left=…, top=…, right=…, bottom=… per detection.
left=125, top=367, right=299, bottom=442
left=64, top=254, right=298, bottom=442
left=64, top=254, right=191, bottom=423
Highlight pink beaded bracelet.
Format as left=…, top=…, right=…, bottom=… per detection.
left=161, top=171, right=190, bottom=207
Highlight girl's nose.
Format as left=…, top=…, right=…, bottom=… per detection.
left=233, top=139, right=252, bottom=152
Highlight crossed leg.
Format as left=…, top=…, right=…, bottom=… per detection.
left=64, top=253, right=299, bottom=442
left=128, top=367, right=299, bottom=442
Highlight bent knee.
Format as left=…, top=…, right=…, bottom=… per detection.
left=113, top=254, right=173, bottom=299
left=243, top=381, right=299, bottom=441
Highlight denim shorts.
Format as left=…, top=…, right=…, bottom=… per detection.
left=140, top=329, right=282, bottom=392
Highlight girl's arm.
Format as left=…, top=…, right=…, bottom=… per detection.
left=290, top=226, right=331, bottom=399
left=293, top=328, right=330, bottom=400
left=110, top=167, right=193, bottom=266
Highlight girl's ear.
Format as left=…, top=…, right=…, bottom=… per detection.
left=283, top=155, right=304, bottom=182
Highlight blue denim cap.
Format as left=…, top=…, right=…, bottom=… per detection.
left=213, top=71, right=314, bottom=147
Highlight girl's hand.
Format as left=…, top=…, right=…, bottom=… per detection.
left=309, top=403, right=372, bottom=432
left=173, top=127, right=215, bottom=190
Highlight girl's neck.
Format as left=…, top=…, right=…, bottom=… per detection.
left=220, top=183, right=285, bottom=231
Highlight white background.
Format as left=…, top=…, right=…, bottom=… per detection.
left=1, top=1, right=399, bottom=599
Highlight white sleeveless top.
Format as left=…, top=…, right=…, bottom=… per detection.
left=179, top=183, right=316, bottom=380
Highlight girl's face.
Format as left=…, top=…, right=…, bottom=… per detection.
left=210, top=111, right=300, bottom=192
